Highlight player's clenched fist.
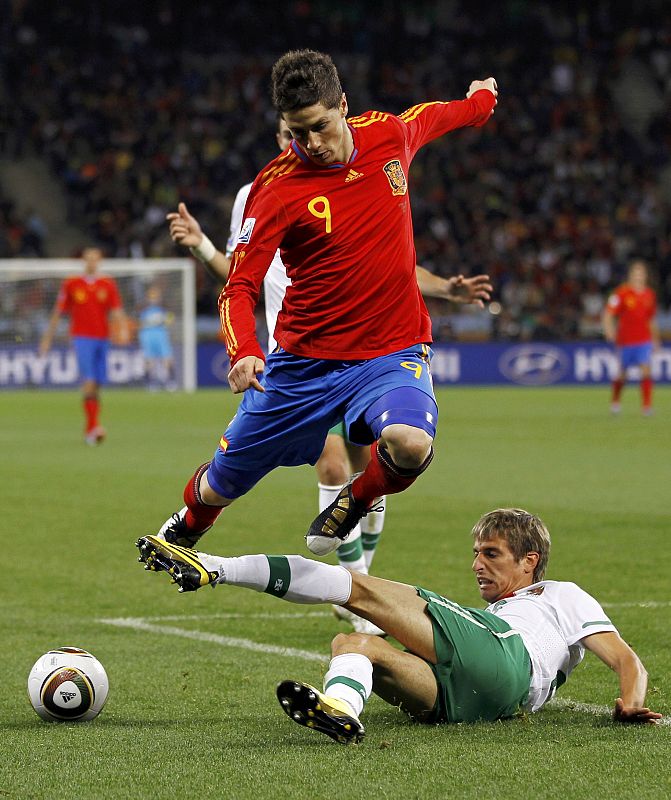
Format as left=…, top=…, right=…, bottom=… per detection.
left=166, top=202, right=203, bottom=248
left=467, top=77, right=498, bottom=103
left=228, top=355, right=266, bottom=394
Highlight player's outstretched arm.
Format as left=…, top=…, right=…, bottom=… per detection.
left=583, top=631, right=662, bottom=724
left=166, top=202, right=231, bottom=282
left=415, top=266, right=492, bottom=307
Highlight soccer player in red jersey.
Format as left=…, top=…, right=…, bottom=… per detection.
left=167, top=117, right=491, bottom=633
left=40, top=247, right=126, bottom=444
left=603, top=259, right=660, bottom=416
left=153, top=49, right=497, bottom=555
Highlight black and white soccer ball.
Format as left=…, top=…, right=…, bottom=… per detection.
left=27, top=647, right=109, bottom=722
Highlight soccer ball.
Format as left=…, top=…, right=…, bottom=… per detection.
left=27, top=647, right=109, bottom=722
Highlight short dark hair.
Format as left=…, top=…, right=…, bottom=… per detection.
left=271, top=49, right=342, bottom=112
left=471, top=508, right=551, bottom=582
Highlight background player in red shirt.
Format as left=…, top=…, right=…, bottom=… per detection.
left=603, top=259, right=660, bottom=416
left=40, top=247, right=127, bottom=444
left=153, top=49, right=497, bottom=558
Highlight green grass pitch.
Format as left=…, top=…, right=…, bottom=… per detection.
left=1, top=386, right=669, bottom=799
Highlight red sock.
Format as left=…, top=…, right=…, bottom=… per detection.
left=351, top=443, right=433, bottom=507
left=183, top=462, right=224, bottom=532
left=83, top=395, right=99, bottom=431
left=611, top=379, right=624, bottom=404
left=641, top=377, right=653, bottom=408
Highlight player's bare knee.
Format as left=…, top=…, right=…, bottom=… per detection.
left=330, top=632, right=383, bottom=658
left=315, top=456, right=349, bottom=485
left=199, top=471, right=234, bottom=507
left=315, top=436, right=349, bottom=484
left=382, top=426, right=432, bottom=469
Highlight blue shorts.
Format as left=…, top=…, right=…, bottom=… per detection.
left=619, top=343, right=653, bottom=370
left=139, top=328, right=173, bottom=359
left=208, top=344, right=438, bottom=499
left=73, top=336, right=109, bottom=384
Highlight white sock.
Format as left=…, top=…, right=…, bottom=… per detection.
left=318, top=482, right=342, bottom=512
left=197, top=552, right=352, bottom=605
left=361, top=495, right=386, bottom=570
left=323, top=653, right=373, bottom=718
left=319, top=482, right=367, bottom=573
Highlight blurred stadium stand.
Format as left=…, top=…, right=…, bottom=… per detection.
left=1, top=0, right=670, bottom=341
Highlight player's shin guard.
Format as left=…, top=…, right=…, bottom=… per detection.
left=351, top=443, right=433, bottom=507
left=183, top=462, right=224, bottom=533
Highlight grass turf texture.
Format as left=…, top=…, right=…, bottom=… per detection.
left=1, top=386, right=669, bottom=800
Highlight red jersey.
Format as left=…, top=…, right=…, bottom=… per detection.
left=606, top=284, right=656, bottom=346
left=220, top=90, right=496, bottom=364
left=56, top=274, right=122, bottom=338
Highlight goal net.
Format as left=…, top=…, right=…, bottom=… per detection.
left=0, top=258, right=196, bottom=391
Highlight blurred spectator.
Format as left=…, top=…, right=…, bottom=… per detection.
left=0, top=193, right=47, bottom=257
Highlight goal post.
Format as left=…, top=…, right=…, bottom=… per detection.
left=0, top=258, right=197, bottom=391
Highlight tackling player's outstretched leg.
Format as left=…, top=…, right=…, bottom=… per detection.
left=137, top=509, right=662, bottom=743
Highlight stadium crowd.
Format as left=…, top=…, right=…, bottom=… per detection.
left=2, top=0, right=670, bottom=341
left=0, top=190, right=46, bottom=258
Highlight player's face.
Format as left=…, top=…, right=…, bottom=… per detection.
left=283, top=95, right=351, bottom=166
left=82, top=247, right=103, bottom=274
left=472, top=535, right=538, bottom=603
left=276, top=119, right=293, bottom=152
left=628, top=262, right=647, bottom=289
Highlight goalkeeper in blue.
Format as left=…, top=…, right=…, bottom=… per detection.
left=137, top=508, right=661, bottom=744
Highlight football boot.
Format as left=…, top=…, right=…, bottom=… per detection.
left=276, top=680, right=365, bottom=745
left=136, top=535, right=218, bottom=592
left=156, top=507, right=210, bottom=549
left=305, top=483, right=370, bottom=555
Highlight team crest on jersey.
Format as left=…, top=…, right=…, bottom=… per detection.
left=383, top=160, right=407, bottom=196
left=237, top=217, right=256, bottom=244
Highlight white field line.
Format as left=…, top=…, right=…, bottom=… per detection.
left=548, top=697, right=671, bottom=727
left=136, top=611, right=331, bottom=622
left=98, top=617, right=327, bottom=663
left=98, top=614, right=671, bottom=727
